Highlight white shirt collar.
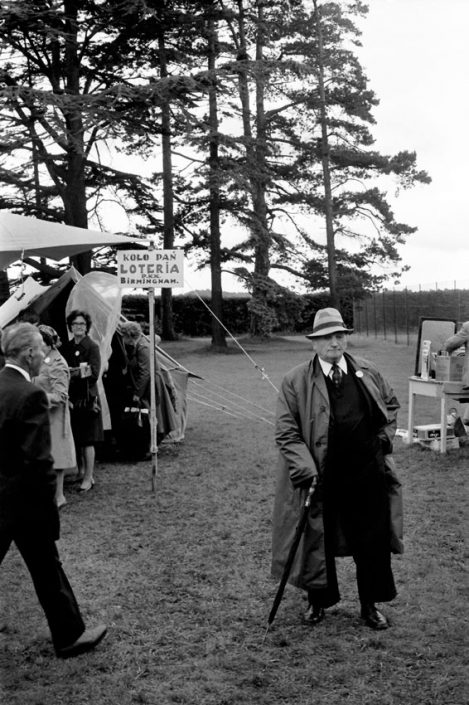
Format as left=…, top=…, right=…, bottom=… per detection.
left=317, top=355, right=348, bottom=378
left=4, top=363, right=31, bottom=382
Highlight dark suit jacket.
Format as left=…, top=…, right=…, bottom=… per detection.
left=0, top=366, right=59, bottom=538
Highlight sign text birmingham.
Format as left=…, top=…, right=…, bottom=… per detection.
left=120, top=277, right=180, bottom=285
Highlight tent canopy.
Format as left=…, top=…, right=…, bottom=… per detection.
left=0, top=269, right=197, bottom=442
left=0, top=212, right=145, bottom=271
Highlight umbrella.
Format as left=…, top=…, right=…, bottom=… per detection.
left=263, top=478, right=317, bottom=642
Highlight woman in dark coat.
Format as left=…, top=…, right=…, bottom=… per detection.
left=62, top=310, right=103, bottom=492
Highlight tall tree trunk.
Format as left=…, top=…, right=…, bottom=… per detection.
left=207, top=8, right=227, bottom=348
left=63, top=0, right=90, bottom=274
left=233, top=0, right=272, bottom=337
left=313, top=0, right=338, bottom=307
left=158, top=24, right=177, bottom=340
left=249, top=0, right=271, bottom=337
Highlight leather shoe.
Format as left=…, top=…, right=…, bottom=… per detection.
left=56, top=624, right=107, bottom=658
left=303, top=604, right=325, bottom=625
left=360, top=603, right=389, bottom=630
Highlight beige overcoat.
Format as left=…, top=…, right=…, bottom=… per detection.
left=271, top=352, right=403, bottom=591
left=34, top=349, right=76, bottom=470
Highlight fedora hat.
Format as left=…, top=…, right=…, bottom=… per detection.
left=305, top=307, right=353, bottom=339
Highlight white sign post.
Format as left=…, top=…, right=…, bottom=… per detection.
left=116, top=249, right=184, bottom=492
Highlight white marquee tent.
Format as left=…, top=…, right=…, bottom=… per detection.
left=0, top=212, right=195, bottom=444
left=0, top=211, right=144, bottom=271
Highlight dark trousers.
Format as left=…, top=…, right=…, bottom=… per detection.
left=0, top=530, right=85, bottom=650
left=307, top=545, right=396, bottom=609
left=310, top=372, right=397, bottom=608
left=308, top=448, right=397, bottom=609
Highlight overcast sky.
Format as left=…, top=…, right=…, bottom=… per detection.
left=356, top=0, right=469, bottom=290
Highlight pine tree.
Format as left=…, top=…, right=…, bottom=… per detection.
left=0, top=0, right=204, bottom=274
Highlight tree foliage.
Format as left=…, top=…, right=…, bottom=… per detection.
left=0, top=0, right=204, bottom=270
left=0, top=0, right=430, bottom=334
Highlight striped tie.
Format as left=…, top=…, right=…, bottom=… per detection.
left=331, top=363, right=342, bottom=389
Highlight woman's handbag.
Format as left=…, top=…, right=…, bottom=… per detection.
left=72, top=379, right=100, bottom=414
left=118, top=405, right=150, bottom=460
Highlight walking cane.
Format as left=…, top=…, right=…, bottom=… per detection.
left=263, top=477, right=317, bottom=643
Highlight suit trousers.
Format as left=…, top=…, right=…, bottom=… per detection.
left=0, top=529, right=85, bottom=651
left=308, top=448, right=397, bottom=608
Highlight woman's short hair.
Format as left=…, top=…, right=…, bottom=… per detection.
left=38, top=324, right=60, bottom=348
left=121, top=321, right=142, bottom=339
left=1, top=322, right=42, bottom=358
left=66, top=309, right=92, bottom=333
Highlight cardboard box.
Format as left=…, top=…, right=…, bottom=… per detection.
left=413, top=424, right=455, bottom=440
left=421, top=437, right=460, bottom=452
left=412, top=424, right=460, bottom=451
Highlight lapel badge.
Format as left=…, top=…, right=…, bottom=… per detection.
left=355, top=370, right=364, bottom=378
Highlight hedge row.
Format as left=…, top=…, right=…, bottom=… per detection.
left=121, top=291, right=347, bottom=337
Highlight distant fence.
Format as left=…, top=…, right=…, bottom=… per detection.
left=353, top=286, right=469, bottom=345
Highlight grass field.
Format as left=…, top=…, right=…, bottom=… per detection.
left=0, top=335, right=467, bottom=704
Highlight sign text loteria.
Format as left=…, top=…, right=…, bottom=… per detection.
left=116, top=250, right=184, bottom=288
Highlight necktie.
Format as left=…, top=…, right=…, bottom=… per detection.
left=331, top=363, right=342, bottom=389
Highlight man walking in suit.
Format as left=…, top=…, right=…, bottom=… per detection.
left=272, top=308, right=403, bottom=629
left=0, top=323, right=107, bottom=657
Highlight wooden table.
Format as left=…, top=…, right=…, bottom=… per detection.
left=406, top=376, right=469, bottom=453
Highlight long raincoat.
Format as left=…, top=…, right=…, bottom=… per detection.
left=271, top=352, right=403, bottom=592
left=33, top=348, right=76, bottom=471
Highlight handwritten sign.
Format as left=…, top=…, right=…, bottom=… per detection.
left=116, top=250, right=184, bottom=288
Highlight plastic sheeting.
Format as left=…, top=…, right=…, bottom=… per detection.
left=0, top=277, right=49, bottom=328
left=66, top=272, right=123, bottom=430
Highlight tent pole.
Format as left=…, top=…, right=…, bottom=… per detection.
left=148, top=271, right=158, bottom=494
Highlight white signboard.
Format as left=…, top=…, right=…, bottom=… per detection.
left=116, top=249, right=184, bottom=288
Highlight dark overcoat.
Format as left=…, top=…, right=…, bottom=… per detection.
left=271, top=352, right=403, bottom=591
left=62, top=334, right=103, bottom=445
left=62, top=334, right=101, bottom=402
left=125, top=337, right=178, bottom=437
left=0, top=367, right=59, bottom=539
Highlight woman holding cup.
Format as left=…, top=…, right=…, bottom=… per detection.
left=62, top=310, right=103, bottom=492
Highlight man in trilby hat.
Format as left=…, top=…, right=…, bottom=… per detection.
left=271, top=308, right=403, bottom=629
